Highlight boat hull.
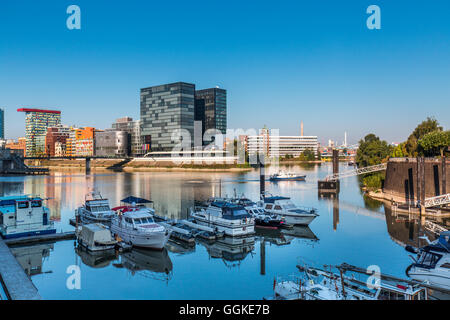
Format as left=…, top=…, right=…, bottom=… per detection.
left=282, top=214, right=317, bottom=226
left=270, top=176, right=306, bottom=182
left=193, top=218, right=255, bottom=237
left=407, top=265, right=450, bottom=291
left=110, top=224, right=171, bottom=250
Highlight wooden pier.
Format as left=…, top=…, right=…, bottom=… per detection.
left=0, top=238, right=41, bottom=300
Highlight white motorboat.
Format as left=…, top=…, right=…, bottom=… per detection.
left=259, top=195, right=318, bottom=226
left=233, top=197, right=288, bottom=230
left=190, top=201, right=255, bottom=237
left=269, top=171, right=306, bottom=182
left=267, top=263, right=428, bottom=300
left=111, top=204, right=171, bottom=250
left=406, top=231, right=450, bottom=292
left=0, top=195, right=56, bottom=239
left=75, top=191, right=115, bottom=223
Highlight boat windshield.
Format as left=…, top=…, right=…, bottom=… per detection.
left=223, top=208, right=251, bottom=219
left=134, top=217, right=154, bottom=224
left=281, top=201, right=297, bottom=209
left=88, top=205, right=111, bottom=213
left=417, top=252, right=442, bottom=268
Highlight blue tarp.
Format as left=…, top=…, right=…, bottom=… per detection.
left=121, top=196, right=153, bottom=204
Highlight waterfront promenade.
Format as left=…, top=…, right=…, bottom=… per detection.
left=0, top=238, right=41, bottom=300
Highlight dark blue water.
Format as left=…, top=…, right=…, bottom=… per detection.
left=0, top=164, right=429, bottom=299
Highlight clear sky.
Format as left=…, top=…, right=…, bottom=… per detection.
left=1, top=0, right=449, bottom=145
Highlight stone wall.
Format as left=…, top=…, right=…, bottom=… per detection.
left=383, top=157, right=449, bottom=202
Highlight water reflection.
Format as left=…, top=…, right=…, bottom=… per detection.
left=116, top=248, right=173, bottom=281
left=10, top=243, right=54, bottom=277
left=76, top=247, right=117, bottom=269
left=199, top=236, right=255, bottom=268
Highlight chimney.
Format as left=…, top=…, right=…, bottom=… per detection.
left=301, top=121, right=304, bottom=136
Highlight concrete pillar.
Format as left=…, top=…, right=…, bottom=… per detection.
left=260, top=162, right=265, bottom=197
left=332, top=149, right=339, bottom=176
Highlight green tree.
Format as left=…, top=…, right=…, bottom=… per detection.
left=356, top=134, right=393, bottom=167
left=418, top=130, right=450, bottom=157
left=391, top=142, right=407, bottom=157
left=301, top=148, right=316, bottom=161
left=405, top=117, right=443, bottom=156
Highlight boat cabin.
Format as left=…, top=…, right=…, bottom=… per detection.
left=209, top=201, right=251, bottom=220
left=0, top=195, right=55, bottom=239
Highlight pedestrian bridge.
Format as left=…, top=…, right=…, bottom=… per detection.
left=325, top=163, right=387, bottom=181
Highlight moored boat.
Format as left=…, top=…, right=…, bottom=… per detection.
left=190, top=201, right=255, bottom=237
left=269, top=171, right=306, bottom=182
left=259, top=195, right=318, bottom=226
left=75, top=191, right=115, bottom=223
left=0, top=195, right=56, bottom=239
left=111, top=197, right=171, bottom=250
left=405, top=231, right=450, bottom=292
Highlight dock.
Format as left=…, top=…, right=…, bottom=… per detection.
left=4, top=232, right=76, bottom=246
left=0, top=238, right=41, bottom=300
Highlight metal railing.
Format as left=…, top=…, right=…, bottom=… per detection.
left=424, top=193, right=450, bottom=208
left=325, top=163, right=387, bottom=181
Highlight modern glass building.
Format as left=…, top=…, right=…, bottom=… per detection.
left=140, top=82, right=195, bottom=151
left=0, top=108, right=4, bottom=139
left=195, top=88, right=227, bottom=141
left=112, top=117, right=143, bottom=157
left=17, top=108, right=61, bottom=156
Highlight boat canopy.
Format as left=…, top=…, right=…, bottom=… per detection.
left=438, top=231, right=450, bottom=249
left=121, top=196, right=153, bottom=205
left=263, top=196, right=290, bottom=203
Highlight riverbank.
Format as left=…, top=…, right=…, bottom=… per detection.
left=25, top=159, right=253, bottom=173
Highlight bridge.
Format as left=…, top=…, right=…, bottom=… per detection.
left=24, top=156, right=133, bottom=174
left=424, top=193, right=450, bottom=208
left=325, top=163, right=387, bottom=181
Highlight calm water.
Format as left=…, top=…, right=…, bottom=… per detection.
left=0, top=164, right=435, bottom=299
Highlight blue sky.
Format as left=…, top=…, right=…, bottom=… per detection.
left=1, top=0, right=449, bottom=145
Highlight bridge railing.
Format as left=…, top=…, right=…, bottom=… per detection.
left=325, top=163, right=387, bottom=181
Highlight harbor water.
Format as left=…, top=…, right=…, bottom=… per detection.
left=0, top=163, right=443, bottom=300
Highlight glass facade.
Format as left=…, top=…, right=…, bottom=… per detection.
left=111, top=117, right=143, bottom=157
left=195, top=88, right=227, bottom=141
left=17, top=109, right=61, bottom=157
left=0, top=108, right=4, bottom=139
left=140, top=82, right=195, bottom=151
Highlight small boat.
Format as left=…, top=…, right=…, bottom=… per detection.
left=269, top=171, right=306, bottom=182
left=266, top=262, right=429, bottom=300
left=111, top=197, right=171, bottom=250
left=76, top=223, right=117, bottom=252
left=190, top=201, right=255, bottom=237
left=348, top=161, right=356, bottom=166
left=405, top=231, right=450, bottom=292
left=233, top=197, right=288, bottom=230
left=260, top=194, right=318, bottom=226
left=75, top=191, right=115, bottom=223
left=0, top=195, right=56, bottom=239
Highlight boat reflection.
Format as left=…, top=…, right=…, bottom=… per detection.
left=255, top=228, right=293, bottom=246
left=281, top=225, right=318, bottom=241
left=75, top=246, right=118, bottom=269
left=10, top=243, right=54, bottom=277
left=200, top=236, right=255, bottom=268
left=114, top=248, right=173, bottom=281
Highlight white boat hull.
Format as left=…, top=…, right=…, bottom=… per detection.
left=283, top=214, right=317, bottom=226
left=192, top=216, right=255, bottom=237
left=408, top=266, right=450, bottom=291
left=110, top=223, right=171, bottom=250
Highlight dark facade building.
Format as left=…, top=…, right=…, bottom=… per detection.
left=140, top=82, right=195, bottom=151
left=0, top=108, right=4, bottom=139
left=195, top=88, right=227, bottom=140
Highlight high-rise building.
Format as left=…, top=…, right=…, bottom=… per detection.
left=111, top=117, right=143, bottom=156
left=140, top=82, right=195, bottom=151
left=0, top=108, right=4, bottom=139
left=17, top=108, right=61, bottom=156
left=195, top=87, right=227, bottom=141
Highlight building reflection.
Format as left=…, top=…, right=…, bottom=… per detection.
left=10, top=243, right=54, bottom=277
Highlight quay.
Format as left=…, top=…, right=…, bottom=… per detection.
left=0, top=238, right=41, bottom=300
left=0, top=149, right=49, bottom=175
